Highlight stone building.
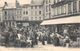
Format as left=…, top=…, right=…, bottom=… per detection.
left=41, top=0, right=80, bottom=38
left=3, top=0, right=21, bottom=27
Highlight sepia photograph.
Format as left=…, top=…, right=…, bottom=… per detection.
left=0, top=0, right=80, bottom=51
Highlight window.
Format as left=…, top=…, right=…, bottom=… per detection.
left=39, top=6, right=41, bottom=8
left=46, top=0, right=48, bottom=4
left=57, top=6, right=61, bottom=14
left=35, top=6, right=37, bottom=9
left=17, top=10, right=20, bottom=14
left=39, top=17, right=41, bottom=20
left=35, top=17, right=37, bottom=20
left=54, top=7, right=58, bottom=15
left=31, top=6, right=33, bottom=9
left=53, top=0, right=56, bottom=4
left=12, top=22, right=14, bottom=25
left=35, top=11, right=37, bottom=15
left=79, top=1, right=80, bottom=12
left=23, top=11, right=25, bottom=14
left=39, top=11, right=41, bottom=15
left=73, top=1, right=77, bottom=13
left=5, top=11, right=7, bottom=15
left=68, top=2, right=72, bottom=14
left=55, top=0, right=58, bottom=3
left=59, top=0, right=62, bottom=2
left=61, top=5, right=66, bottom=14
left=5, top=17, right=7, bottom=20
left=0, top=18, right=1, bottom=21
left=31, top=17, right=33, bottom=20
left=46, top=6, right=48, bottom=12
left=12, top=16, right=14, bottom=20
left=26, top=11, right=28, bottom=15
left=49, top=0, right=51, bottom=3
left=57, top=0, right=59, bottom=2
left=49, top=4, right=51, bottom=11
left=31, top=11, right=33, bottom=15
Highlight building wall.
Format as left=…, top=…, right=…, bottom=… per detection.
left=3, top=9, right=16, bottom=27
left=16, top=8, right=22, bottom=21
left=3, top=9, right=16, bottom=21
left=50, top=0, right=80, bottom=19
left=21, top=4, right=43, bottom=21
left=0, top=7, right=3, bottom=22
left=30, top=5, right=43, bottom=21
left=43, top=0, right=54, bottom=19
left=3, top=8, right=23, bottom=27
left=22, top=5, right=31, bottom=21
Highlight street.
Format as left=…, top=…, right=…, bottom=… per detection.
left=0, top=42, right=80, bottom=51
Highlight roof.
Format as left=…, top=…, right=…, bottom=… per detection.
left=21, top=0, right=43, bottom=7
left=30, top=4, right=43, bottom=6
left=18, top=0, right=31, bottom=5
left=31, top=0, right=43, bottom=5
left=21, top=4, right=31, bottom=7
left=0, top=0, right=31, bottom=7
left=4, top=3, right=16, bottom=9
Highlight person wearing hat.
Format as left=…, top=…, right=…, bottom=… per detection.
left=53, top=34, right=60, bottom=46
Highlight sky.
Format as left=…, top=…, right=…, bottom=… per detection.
left=0, top=0, right=43, bottom=7
left=6, top=0, right=31, bottom=4
left=0, top=0, right=31, bottom=5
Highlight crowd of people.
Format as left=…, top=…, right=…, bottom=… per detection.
left=0, top=24, right=79, bottom=48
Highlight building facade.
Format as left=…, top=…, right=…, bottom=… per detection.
left=51, top=0, right=80, bottom=19
left=0, top=7, right=3, bottom=23
left=21, top=0, right=44, bottom=21
left=20, top=0, right=44, bottom=27
left=43, top=0, right=54, bottom=19
left=2, top=0, right=22, bottom=27
left=41, top=0, right=80, bottom=39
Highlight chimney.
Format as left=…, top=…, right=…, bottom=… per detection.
left=4, top=2, right=8, bottom=6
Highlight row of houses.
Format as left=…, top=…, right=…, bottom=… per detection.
left=0, top=0, right=80, bottom=31
left=0, top=0, right=44, bottom=28
left=41, top=0, right=80, bottom=36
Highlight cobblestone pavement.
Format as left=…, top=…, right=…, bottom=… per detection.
left=0, top=42, right=80, bottom=51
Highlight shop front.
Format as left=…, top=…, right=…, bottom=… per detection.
left=40, top=16, right=80, bottom=41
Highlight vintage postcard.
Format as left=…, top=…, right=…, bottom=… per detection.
left=0, top=0, right=80, bottom=51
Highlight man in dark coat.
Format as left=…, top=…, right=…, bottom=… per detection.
left=53, top=35, right=60, bottom=46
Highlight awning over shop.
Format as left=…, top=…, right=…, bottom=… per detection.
left=40, top=16, right=80, bottom=25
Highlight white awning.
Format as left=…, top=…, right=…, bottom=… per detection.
left=40, top=16, right=80, bottom=25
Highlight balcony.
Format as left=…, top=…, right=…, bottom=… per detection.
left=51, top=0, right=75, bottom=8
